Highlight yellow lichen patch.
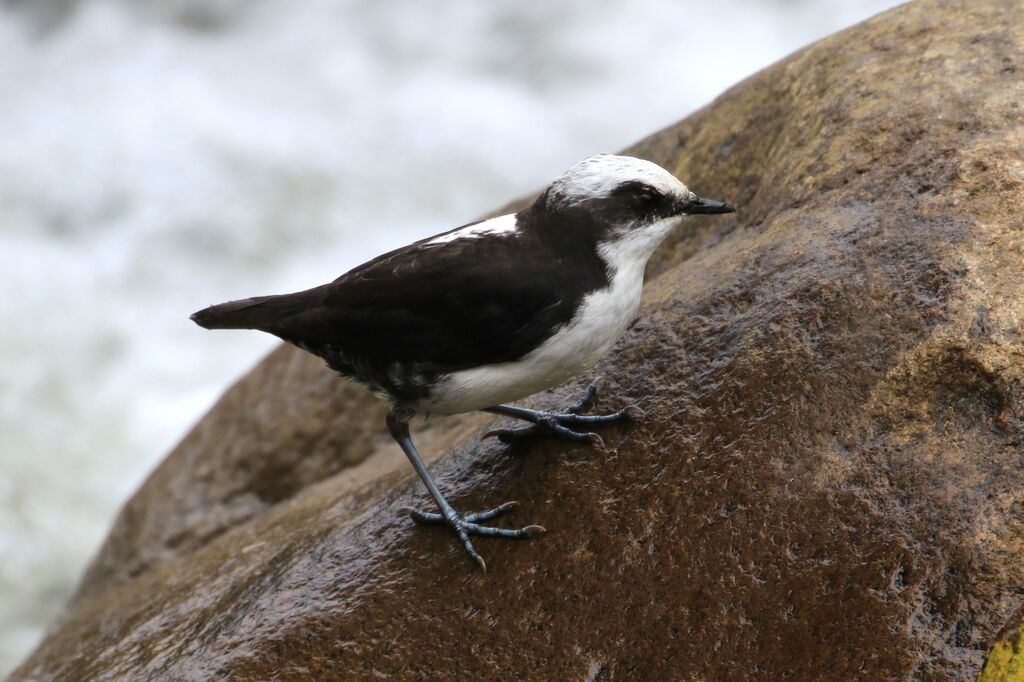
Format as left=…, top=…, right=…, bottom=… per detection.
left=979, top=625, right=1024, bottom=682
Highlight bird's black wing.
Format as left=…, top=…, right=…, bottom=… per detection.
left=258, top=228, right=602, bottom=371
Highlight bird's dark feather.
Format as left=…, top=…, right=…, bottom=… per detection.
left=194, top=210, right=610, bottom=386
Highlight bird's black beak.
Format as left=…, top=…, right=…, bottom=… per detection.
left=684, top=195, right=736, bottom=215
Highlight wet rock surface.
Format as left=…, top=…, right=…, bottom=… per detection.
left=14, top=0, right=1024, bottom=679
left=71, top=344, right=489, bottom=607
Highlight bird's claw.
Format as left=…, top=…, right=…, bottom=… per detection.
left=569, top=377, right=603, bottom=414
left=398, top=501, right=545, bottom=570
left=482, top=419, right=605, bottom=445
left=482, top=378, right=638, bottom=446
left=622, top=404, right=645, bottom=420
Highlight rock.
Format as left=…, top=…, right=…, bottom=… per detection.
left=13, top=0, right=1024, bottom=679
left=71, top=344, right=489, bottom=606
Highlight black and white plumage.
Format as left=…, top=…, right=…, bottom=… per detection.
left=191, top=154, right=734, bottom=570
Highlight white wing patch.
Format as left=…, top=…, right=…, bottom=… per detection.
left=424, top=213, right=518, bottom=246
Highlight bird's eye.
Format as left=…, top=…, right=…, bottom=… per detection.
left=612, top=181, right=662, bottom=208
left=628, top=184, right=659, bottom=202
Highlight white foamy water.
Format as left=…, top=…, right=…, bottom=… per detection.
left=0, top=0, right=901, bottom=674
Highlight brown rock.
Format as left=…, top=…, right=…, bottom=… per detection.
left=14, top=0, right=1024, bottom=679
left=72, top=344, right=488, bottom=606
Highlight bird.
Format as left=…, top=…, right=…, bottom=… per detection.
left=191, top=154, right=735, bottom=571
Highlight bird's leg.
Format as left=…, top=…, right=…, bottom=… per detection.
left=482, top=378, right=641, bottom=446
left=386, top=410, right=545, bottom=571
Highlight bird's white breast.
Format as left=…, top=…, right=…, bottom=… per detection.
left=421, top=247, right=647, bottom=415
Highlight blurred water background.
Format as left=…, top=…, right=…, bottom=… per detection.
left=0, top=0, right=902, bottom=674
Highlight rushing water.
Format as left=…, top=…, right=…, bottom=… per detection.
left=0, top=0, right=901, bottom=673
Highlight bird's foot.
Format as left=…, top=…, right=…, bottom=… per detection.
left=483, top=378, right=643, bottom=446
left=397, top=501, right=545, bottom=571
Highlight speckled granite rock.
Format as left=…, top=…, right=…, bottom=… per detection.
left=14, top=0, right=1024, bottom=679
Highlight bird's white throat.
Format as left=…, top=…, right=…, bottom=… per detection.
left=598, top=214, right=684, bottom=270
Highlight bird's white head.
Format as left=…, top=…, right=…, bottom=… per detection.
left=534, top=154, right=735, bottom=264
left=546, top=154, right=691, bottom=208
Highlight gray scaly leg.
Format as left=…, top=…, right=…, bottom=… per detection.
left=387, top=410, right=545, bottom=571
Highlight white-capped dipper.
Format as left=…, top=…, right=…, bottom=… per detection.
left=191, top=154, right=735, bottom=570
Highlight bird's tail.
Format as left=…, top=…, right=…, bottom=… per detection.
left=190, top=292, right=312, bottom=331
